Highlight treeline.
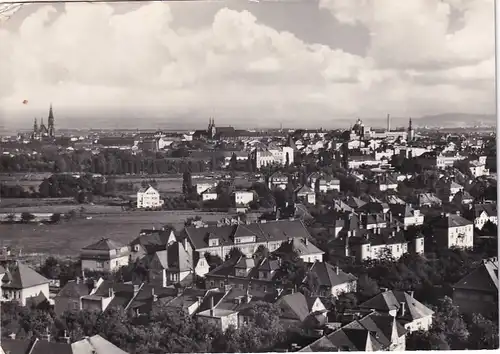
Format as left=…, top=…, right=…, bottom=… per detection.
left=0, top=150, right=216, bottom=175
left=1, top=297, right=305, bottom=353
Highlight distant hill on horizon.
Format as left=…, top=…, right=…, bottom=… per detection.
left=414, top=113, right=496, bottom=128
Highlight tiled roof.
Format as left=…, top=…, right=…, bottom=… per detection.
left=474, top=203, right=497, bottom=218
left=82, top=238, right=126, bottom=251
left=306, top=262, right=357, bottom=288
left=183, top=220, right=312, bottom=250
left=146, top=242, right=192, bottom=272
left=275, top=238, right=324, bottom=257
left=453, top=257, right=498, bottom=292
left=359, top=290, right=434, bottom=323
left=276, top=292, right=319, bottom=322
left=56, top=280, right=93, bottom=298
left=72, top=334, right=130, bottom=354
left=2, top=263, right=50, bottom=289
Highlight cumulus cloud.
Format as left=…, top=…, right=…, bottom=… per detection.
left=0, top=0, right=495, bottom=128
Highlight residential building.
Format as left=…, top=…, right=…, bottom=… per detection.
left=453, top=257, right=498, bottom=316
left=1, top=263, right=50, bottom=306
left=472, top=203, right=498, bottom=230
left=0, top=334, right=130, bottom=354
left=469, top=157, right=489, bottom=177
left=388, top=204, right=424, bottom=227
left=274, top=291, right=328, bottom=330
left=304, top=261, right=357, bottom=298
left=180, top=219, right=313, bottom=260
left=202, top=187, right=218, bottom=201
left=136, top=185, right=164, bottom=209
left=129, top=227, right=176, bottom=262
left=81, top=238, right=130, bottom=272
left=295, top=185, right=316, bottom=205
left=140, top=241, right=193, bottom=287
left=432, top=213, right=474, bottom=249
left=233, top=190, right=255, bottom=206
left=301, top=311, right=407, bottom=352
left=54, top=277, right=104, bottom=316
left=346, top=227, right=409, bottom=261
left=274, top=238, right=325, bottom=263
left=196, top=182, right=218, bottom=195
left=268, top=172, right=289, bottom=190
left=358, top=289, right=434, bottom=333
left=436, top=179, right=464, bottom=203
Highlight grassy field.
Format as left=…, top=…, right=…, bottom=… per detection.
left=0, top=211, right=228, bottom=256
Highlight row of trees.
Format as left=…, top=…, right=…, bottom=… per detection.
left=1, top=297, right=301, bottom=353
left=0, top=150, right=216, bottom=175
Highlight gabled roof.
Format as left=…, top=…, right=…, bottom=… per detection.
left=359, top=290, right=434, bottom=323
left=306, top=262, right=357, bottom=288
left=183, top=220, right=312, bottom=250
left=130, top=229, right=173, bottom=254
left=275, top=237, right=324, bottom=257
left=474, top=203, right=497, bottom=218
left=296, top=185, right=315, bottom=194
left=147, top=242, right=192, bottom=272
left=72, top=334, right=130, bottom=354
left=2, top=263, right=50, bottom=289
left=56, top=280, right=93, bottom=298
left=82, top=238, right=125, bottom=251
left=453, top=257, right=498, bottom=292
left=276, top=292, right=319, bottom=322
left=234, top=256, right=255, bottom=270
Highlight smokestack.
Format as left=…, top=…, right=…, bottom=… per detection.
left=387, top=114, right=391, bottom=132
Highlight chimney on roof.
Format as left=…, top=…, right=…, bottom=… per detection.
left=8, top=333, right=16, bottom=340
left=76, top=277, right=80, bottom=284
left=108, top=288, right=114, bottom=298
left=336, top=266, right=340, bottom=275
left=210, top=296, right=215, bottom=316
left=60, top=331, right=71, bottom=344
left=380, top=287, right=388, bottom=293
left=399, top=302, right=406, bottom=317
left=41, top=327, right=51, bottom=342
left=133, top=284, right=140, bottom=295
left=177, top=286, right=183, bottom=296
left=409, top=291, right=414, bottom=298
left=304, top=238, right=309, bottom=245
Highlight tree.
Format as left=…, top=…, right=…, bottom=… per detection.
left=253, top=245, right=269, bottom=263
left=50, top=213, right=61, bottom=224
left=467, top=313, right=499, bottom=349
left=431, top=296, right=469, bottom=349
left=356, top=274, right=380, bottom=301
left=20, top=212, right=35, bottom=223
left=406, top=330, right=450, bottom=350
left=182, top=171, right=193, bottom=196
left=39, top=257, right=62, bottom=279
left=226, top=247, right=244, bottom=261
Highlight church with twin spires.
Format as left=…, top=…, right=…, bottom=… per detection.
left=32, top=104, right=55, bottom=141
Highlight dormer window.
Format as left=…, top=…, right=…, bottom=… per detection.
left=209, top=239, right=219, bottom=247
left=134, top=244, right=140, bottom=252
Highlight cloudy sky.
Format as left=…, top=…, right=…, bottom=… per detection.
left=0, top=0, right=495, bottom=129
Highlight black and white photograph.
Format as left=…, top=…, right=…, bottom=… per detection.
left=0, top=0, right=497, bottom=352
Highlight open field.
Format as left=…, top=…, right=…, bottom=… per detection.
left=0, top=211, right=229, bottom=256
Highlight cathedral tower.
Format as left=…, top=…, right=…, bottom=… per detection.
left=48, top=104, right=55, bottom=137
left=407, top=117, right=415, bottom=142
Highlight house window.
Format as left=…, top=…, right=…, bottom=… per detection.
left=210, top=281, right=215, bottom=287
left=96, top=261, right=104, bottom=269
left=220, top=282, right=224, bottom=288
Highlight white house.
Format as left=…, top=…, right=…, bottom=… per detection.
left=136, top=185, right=164, bottom=209
left=202, top=188, right=218, bottom=201
left=473, top=204, right=498, bottom=230
left=304, top=262, right=357, bottom=298
left=434, top=213, right=474, bottom=249
left=81, top=238, right=130, bottom=272
left=1, top=263, right=50, bottom=306
left=233, top=191, right=254, bottom=206
left=359, top=289, right=434, bottom=333
left=469, top=157, right=489, bottom=178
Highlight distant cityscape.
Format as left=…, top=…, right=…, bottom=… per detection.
left=0, top=100, right=496, bottom=353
